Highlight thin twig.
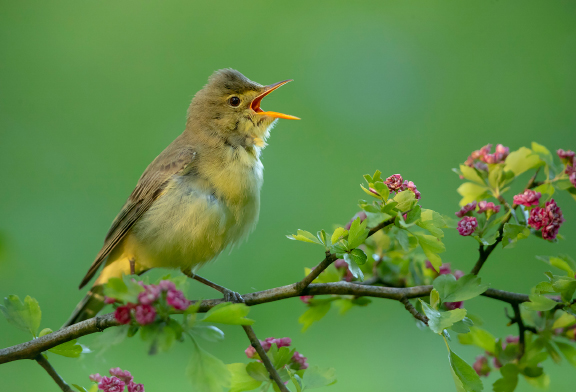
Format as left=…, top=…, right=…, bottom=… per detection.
left=242, top=325, right=290, bottom=392
left=399, top=297, right=428, bottom=325
left=511, top=303, right=527, bottom=359
left=35, top=354, right=74, bottom=392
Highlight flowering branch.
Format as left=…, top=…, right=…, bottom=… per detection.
left=35, top=354, right=74, bottom=392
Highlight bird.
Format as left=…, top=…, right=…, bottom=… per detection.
left=63, top=69, right=299, bottom=327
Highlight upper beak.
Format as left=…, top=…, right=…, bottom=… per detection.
left=250, top=79, right=300, bottom=120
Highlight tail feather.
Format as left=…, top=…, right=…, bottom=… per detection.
left=62, top=285, right=106, bottom=328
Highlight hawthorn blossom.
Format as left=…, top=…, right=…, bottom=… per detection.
left=166, top=289, right=191, bottom=310
left=477, top=201, right=500, bottom=214
left=482, top=144, right=509, bottom=164
left=98, top=376, right=125, bottom=392
left=89, top=373, right=103, bottom=383
left=104, top=296, right=117, bottom=304
left=127, top=382, right=145, bottom=392
left=473, top=356, right=491, bottom=377
left=114, top=305, right=133, bottom=325
left=570, top=172, right=576, bottom=188
left=158, top=280, right=176, bottom=292
left=557, top=149, right=575, bottom=163
left=110, top=367, right=133, bottom=383
left=453, top=270, right=465, bottom=280
left=385, top=174, right=403, bottom=192
left=300, top=295, right=314, bottom=304
left=137, top=285, right=161, bottom=305
left=528, top=199, right=565, bottom=240
left=291, top=351, right=309, bottom=370
left=513, top=190, right=541, bottom=207
left=134, top=304, right=156, bottom=325
left=334, top=259, right=353, bottom=282
left=457, top=216, right=478, bottom=236
left=465, top=143, right=509, bottom=167
left=245, top=346, right=257, bottom=358
left=265, top=337, right=292, bottom=348
left=439, top=263, right=452, bottom=275
left=400, top=180, right=421, bottom=200
left=445, top=301, right=463, bottom=310
left=455, top=201, right=477, bottom=218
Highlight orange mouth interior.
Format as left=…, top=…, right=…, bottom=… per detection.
left=250, top=80, right=300, bottom=120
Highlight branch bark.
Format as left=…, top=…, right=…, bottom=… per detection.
left=35, top=354, right=74, bottom=392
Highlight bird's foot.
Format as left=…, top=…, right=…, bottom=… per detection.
left=223, top=289, right=244, bottom=303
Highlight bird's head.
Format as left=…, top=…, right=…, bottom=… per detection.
left=187, top=69, right=299, bottom=149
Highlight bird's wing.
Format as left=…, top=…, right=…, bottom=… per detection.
left=79, top=142, right=196, bottom=288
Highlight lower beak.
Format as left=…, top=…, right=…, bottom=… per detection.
left=251, top=80, right=300, bottom=120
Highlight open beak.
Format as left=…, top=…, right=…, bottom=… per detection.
left=251, top=79, right=300, bottom=120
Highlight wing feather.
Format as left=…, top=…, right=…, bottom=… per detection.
left=79, top=142, right=196, bottom=288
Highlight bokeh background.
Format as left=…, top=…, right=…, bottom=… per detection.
left=1, top=1, right=576, bottom=391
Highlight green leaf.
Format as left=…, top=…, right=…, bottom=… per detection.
left=532, top=183, right=555, bottom=203
left=504, top=147, right=540, bottom=176
left=227, top=363, right=262, bottom=392
left=190, top=325, right=225, bottom=342
left=457, top=182, right=489, bottom=206
left=316, top=230, right=328, bottom=246
left=395, top=229, right=410, bottom=251
left=330, top=228, right=348, bottom=245
left=72, top=385, right=89, bottom=392
left=457, top=327, right=496, bottom=354
left=521, top=293, right=557, bottom=311
left=524, top=373, right=550, bottom=389
left=450, top=320, right=471, bottom=334
left=449, top=349, right=483, bottom=392
left=416, top=209, right=445, bottom=238
left=186, top=341, right=231, bottom=392
left=349, top=248, right=367, bottom=266
left=373, top=181, right=390, bottom=201
left=347, top=217, right=369, bottom=249
left=414, top=233, right=445, bottom=272
left=405, top=205, right=422, bottom=225
left=103, top=275, right=144, bottom=304
left=287, top=230, right=323, bottom=245
left=493, top=364, right=519, bottom=392
left=433, top=274, right=489, bottom=302
left=430, top=289, right=440, bottom=310
left=502, top=223, right=530, bottom=249
left=531, top=142, right=554, bottom=169
left=0, top=295, right=42, bottom=337
left=419, top=300, right=467, bottom=334
left=269, top=344, right=294, bottom=369
left=393, top=190, right=416, bottom=211
left=550, top=275, right=576, bottom=303
left=299, top=299, right=332, bottom=332
left=246, top=361, right=270, bottom=382
left=555, top=341, right=576, bottom=367
left=49, top=339, right=83, bottom=358
left=536, top=255, right=575, bottom=277
left=202, top=303, right=254, bottom=325
left=459, top=164, right=486, bottom=186
left=302, top=366, right=337, bottom=390
left=551, top=311, right=576, bottom=329
left=343, top=252, right=364, bottom=281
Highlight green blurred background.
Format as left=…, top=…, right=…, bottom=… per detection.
left=1, top=0, right=576, bottom=391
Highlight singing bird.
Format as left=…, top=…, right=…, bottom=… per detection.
left=64, top=69, right=299, bottom=327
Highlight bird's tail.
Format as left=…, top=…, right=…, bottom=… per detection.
left=62, top=285, right=107, bottom=328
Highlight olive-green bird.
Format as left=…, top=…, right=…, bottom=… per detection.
left=64, top=69, right=299, bottom=327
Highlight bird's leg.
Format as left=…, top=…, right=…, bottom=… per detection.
left=181, top=270, right=244, bottom=303
left=129, top=258, right=136, bottom=275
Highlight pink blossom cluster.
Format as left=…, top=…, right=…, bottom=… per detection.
left=477, top=201, right=500, bottom=214
left=244, top=337, right=309, bottom=370
left=383, top=174, right=422, bottom=200
left=472, top=355, right=491, bottom=377
left=455, top=201, right=477, bottom=218
left=557, top=149, right=576, bottom=187
left=90, top=367, right=144, bottom=392
left=457, top=216, right=478, bottom=236
left=528, top=199, right=565, bottom=240
left=513, top=189, right=541, bottom=207
left=455, top=200, right=500, bottom=218
left=113, top=280, right=190, bottom=326
left=465, top=143, right=509, bottom=169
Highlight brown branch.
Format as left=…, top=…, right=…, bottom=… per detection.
left=399, top=296, right=428, bottom=325
left=511, top=303, right=527, bottom=359
left=35, top=354, right=74, bottom=392
left=242, top=325, right=290, bottom=392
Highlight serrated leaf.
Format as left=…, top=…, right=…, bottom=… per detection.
left=521, top=293, right=557, bottom=311
left=449, top=349, right=483, bottom=392
left=49, top=338, right=83, bottom=358
left=459, top=164, right=486, bottom=186
left=493, top=363, right=519, bottom=392
left=536, top=255, right=575, bottom=277
left=245, top=362, right=269, bottom=382
left=414, top=233, right=445, bottom=272
left=457, top=182, right=489, bottom=206
left=502, top=223, right=530, bottom=249
left=343, top=252, right=364, bottom=281
left=420, top=300, right=467, bottom=334
left=330, top=228, right=348, bottom=245
left=302, top=366, right=337, bottom=389
left=202, top=303, right=254, bottom=325
left=393, top=190, right=416, bottom=211
left=349, top=248, right=367, bottom=266
left=190, top=325, right=225, bottom=342
left=227, top=363, right=262, bottom=392
left=299, top=299, right=332, bottom=332
left=287, top=230, right=323, bottom=245
left=0, top=295, right=42, bottom=337
left=347, top=217, right=369, bottom=249
left=433, top=274, right=489, bottom=303
left=552, top=311, right=576, bottom=329
left=186, top=341, right=231, bottom=392
left=555, top=341, right=576, bottom=367
left=430, top=289, right=440, bottom=310
left=395, top=229, right=410, bottom=251
left=504, top=147, right=540, bottom=176
left=416, top=209, right=445, bottom=238
left=458, top=327, right=496, bottom=353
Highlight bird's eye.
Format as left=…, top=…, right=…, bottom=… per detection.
left=229, top=96, right=241, bottom=107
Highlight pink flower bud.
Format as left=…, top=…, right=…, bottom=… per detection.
left=166, top=289, right=191, bottom=310
left=138, top=285, right=161, bottom=305
left=445, top=301, right=464, bottom=310
left=114, top=305, right=133, bottom=325
left=455, top=201, right=477, bottom=218
left=505, top=335, right=519, bottom=344
left=98, top=376, right=125, bottom=392
left=477, top=201, right=500, bottom=214
left=109, top=367, right=133, bottom=383
left=439, top=263, right=452, bottom=275
left=265, top=337, right=292, bottom=348
left=300, top=295, right=314, bottom=304
left=528, top=207, right=548, bottom=229
left=127, top=381, right=145, bottom=392
left=513, top=189, right=541, bottom=207
left=454, top=270, right=465, bottom=280
left=557, top=149, right=575, bottom=163
left=245, top=346, right=257, bottom=358
left=400, top=180, right=421, bottom=200
left=384, top=174, right=403, bottom=192
left=457, top=216, right=478, bottom=236
left=157, top=280, right=176, bottom=292
left=89, top=373, right=103, bottom=383
left=134, top=304, right=156, bottom=325
left=493, top=357, right=502, bottom=369
left=473, top=356, right=490, bottom=377
left=291, top=351, right=309, bottom=370
left=570, top=172, right=576, bottom=188
left=104, top=297, right=117, bottom=304
left=260, top=339, right=272, bottom=352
